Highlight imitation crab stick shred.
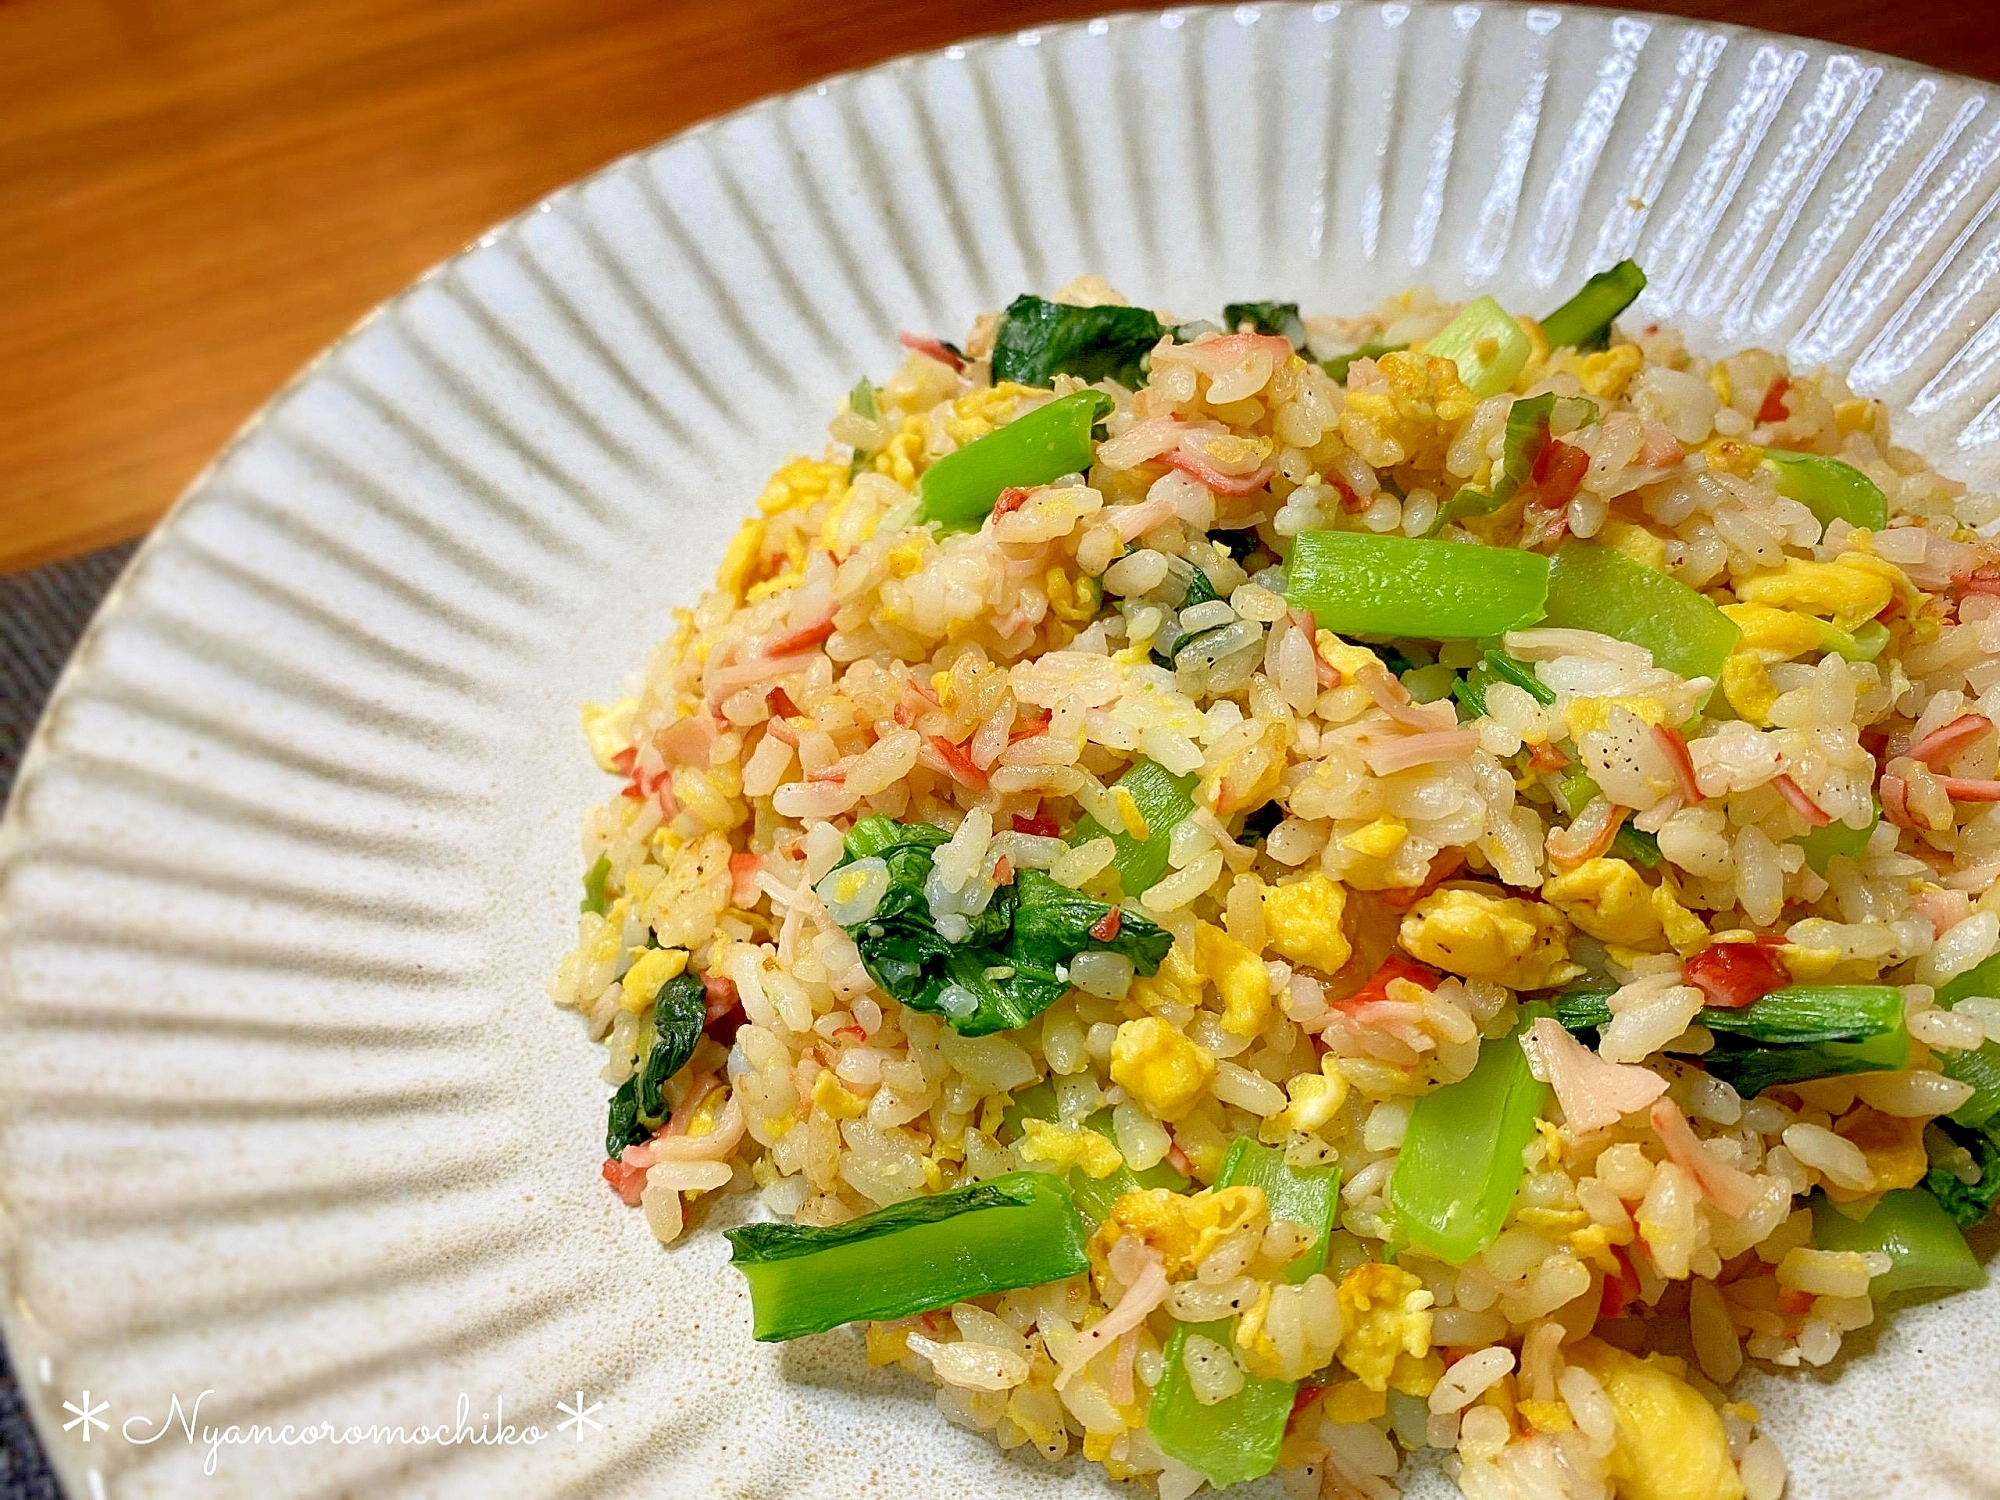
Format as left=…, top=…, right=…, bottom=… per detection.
left=1651, top=1098, right=1763, bottom=1217
left=1683, top=940, right=1791, bottom=1009
left=1772, top=773, right=1832, bottom=827
left=1653, top=724, right=1705, bottom=803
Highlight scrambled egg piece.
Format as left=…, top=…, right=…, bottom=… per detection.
left=1702, top=436, right=1764, bottom=476
left=1828, top=1104, right=1928, bottom=1200
left=1542, top=858, right=1664, bottom=946
left=1092, top=1185, right=1268, bottom=1279
left=1195, top=922, right=1271, bottom=1036
left=1322, top=1380, right=1387, bottom=1424
left=885, top=535, right=929, bottom=580
left=1567, top=1342, right=1744, bottom=1500
left=1598, top=519, right=1668, bottom=571
left=1653, top=881, right=1711, bottom=957
left=1721, top=653, right=1780, bottom=725
left=1314, top=631, right=1384, bottom=685
left=1734, top=557, right=1894, bottom=632
left=944, top=382, right=1038, bottom=447
left=1109, top=1017, right=1216, bottom=1122
left=619, top=946, right=688, bottom=1012
left=1335, top=1263, right=1434, bottom=1392
left=1260, top=1065, right=1350, bottom=1144
left=810, top=1069, right=868, bottom=1121
left=1343, top=815, right=1409, bottom=858
left=1018, top=1117, right=1124, bottom=1179
left=581, top=698, right=638, bottom=772
left=1518, top=1398, right=1575, bottom=1434
left=1261, top=873, right=1354, bottom=975
left=756, top=456, right=847, bottom=516
left=1549, top=344, right=1644, bottom=398
left=1720, top=601, right=1835, bottom=724
left=1338, top=351, right=1477, bottom=470
left=1399, top=887, right=1577, bottom=989
left=716, top=518, right=767, bottom=601
left=1563, top=695, right=1666, bottom=741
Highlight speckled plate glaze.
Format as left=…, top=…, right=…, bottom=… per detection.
left=6, top=5, right=2000, bottom=1496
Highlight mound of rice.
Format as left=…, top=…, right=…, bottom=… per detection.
left=551, top=273, right=2000, bottom=1500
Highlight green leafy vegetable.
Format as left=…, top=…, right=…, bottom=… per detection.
left=1209, top=527, right=1265, bottom=561
left=1221, top=301, right=1305, bottom=343
left=1762, top=451, right=1888, bottom=531
left=1069, top=758, right=1200, bottom=897
left=1541, top=260, right=1647, bottom=351
left=1937, top=953, right=2000, bottom=1129
left=1286, top=531, right=1551, bottom=640
left=1551, top=984, right=1910, bottom=1095
left=1542, top=541, right=1740, bottom=696
left=604, top=971, right=709, bottom=1156
left=992, top=294, right=1166, bottom=389
left=829, top=819, right=1171, bottom=1035
left=1321, top=340, right=1406, bottom=383
left=1148, top=1140, right=1341, bottom=1487
left=1811, top=1189, right=1986, bottom=1295
left=1390, top=1009, right=1550, bottom=1263
left=1698, top=985, right=1905, bottom=1046
left=725, top=1171, right=1090, bottom=1340
left=1926, top=1120, right=2000, bottom=1228
left=1423, top=295, right=1531, bottom=397
left=918, top=389, right=1112, bottom=531
left=580, top=853, right=613, bottom=916
left=849, top=377, right=879, bottom=420
left=1181, top=560, right=1222, bottom=609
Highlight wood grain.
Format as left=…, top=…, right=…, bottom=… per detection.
left=5, top=0, right=1999, bottom=573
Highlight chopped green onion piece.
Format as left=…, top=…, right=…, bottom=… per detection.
left=1551, top=989, right=1614, bottom=1032
left=1555, top=768, right=1600, bottom=818
left=1422, top=295, right=1532, bottom=398
left=1541, top=260, right=1647, bottom=351
left=1483, top=647, right=1557, bottom=705
left=1542, top=541, right=1740, bottom=697
left=1390, top=1010, right=1549, bottom=1263
left=1613, top=824, right=1662, bottom=867
left=1762, top=451, right=1889, bottom=530
left=580, top=853, right=613, bottom=915
left=1285, top=531, right=1550, bottom=640
left=918, top=390, right=1112, bottom=531
left=1322, top=340, right=1406, bottom=383
left=849, top=377, right=879, bottom=420
left=1148, top=1141, right=1340, bottom=1487
left=1070, top=758, right=1199, bottom=897
left=992, top=295, right=1166, bottom=389
left=1811, top=1189, right=1985, bottom=1296
left=1799, top=806, right=1876, bottom=874
left=725, top=1171, right=1090, bottom=1341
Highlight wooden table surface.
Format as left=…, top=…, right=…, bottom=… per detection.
left=6, top=0, right=2000, bottom=574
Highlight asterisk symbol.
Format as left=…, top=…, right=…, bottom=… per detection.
left=555, top=1391, right=603, bottom=1442
left=61, top=1391, right=109, bottom=1442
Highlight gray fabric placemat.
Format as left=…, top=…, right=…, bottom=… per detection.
left=1, top=538, right=138, bottom=1498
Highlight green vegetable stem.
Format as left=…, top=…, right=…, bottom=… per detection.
left=1541, top=541, right=1740, bottom=695
left=1540, top=260, right=1647, bottom=351
left=725, top=1172, right=1090, bottom=1341
left=918, top=389, right=1112, bottom=531
left=1762, top=451, right=1888, bottom=531
left=1067, top=758, right=1200, bottom=897
left=1286, top=531, right=1551, bottom=640
left=1432, top=392, right=1598, bottom=534
left=1422, top=295, right=1531, bottom=397
left=1147, top=1140, right=1341, bottom=1487
left=1811, top=1189, right=1985, bottom=1295
left=1389, top=1011, right=1549, bottom=1263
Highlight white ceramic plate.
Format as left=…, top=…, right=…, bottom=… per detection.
left=6, top=5, right=2000, bottom=1495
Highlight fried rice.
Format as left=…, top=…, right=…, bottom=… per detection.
left=550, top=270, right=2000, bottom=1500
